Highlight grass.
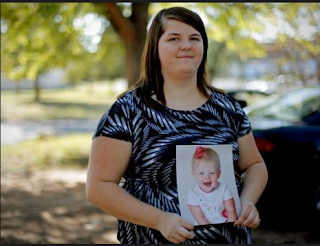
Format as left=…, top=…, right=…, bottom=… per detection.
left=1, top=83, right=120, bottom=122
left=1, top=133, right=93, bottom=175
left=1, top=82, right=124, bottom=173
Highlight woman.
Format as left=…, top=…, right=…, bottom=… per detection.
left=86, top=6, right=268, bottom=244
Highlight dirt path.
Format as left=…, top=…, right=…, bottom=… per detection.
left=1, top=169, right=319, bottom=244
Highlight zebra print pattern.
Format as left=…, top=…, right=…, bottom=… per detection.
left=93, top=89, right=252, bottom=244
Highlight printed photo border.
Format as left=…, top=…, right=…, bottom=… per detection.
left=176, top=144, right=241, bottom=225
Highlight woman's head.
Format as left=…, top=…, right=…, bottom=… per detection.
left=191, top=147, right=221, bottom=193
left=136, top=7, right=212, bottom=107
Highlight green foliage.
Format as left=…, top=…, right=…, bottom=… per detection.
left=1, top=3, right=126, bottom=86
left=65, top=27, right=125, bottom=84
left=1, top=3, right=84, bottom=81
left=2, top=2, right=319, bottom=88
left=269, top=3, right=320, bottom=83
left=1, top=133, right=92, bottom=174
left=207, top=40, right=241, bottom=78
left=151, top=3, right=319, bottom=82
left=200, top=3, right=271, bottom=60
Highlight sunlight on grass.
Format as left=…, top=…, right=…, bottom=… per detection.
left=1, top=133, right=93, bottom=175
left=1, top=84, right=119, bottom=122
left=1, top=82, right=125, bottom=175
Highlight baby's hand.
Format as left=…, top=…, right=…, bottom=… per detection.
left=157, top=212, right=195, bottom=244
left=234, top=200, right=260, bottom=228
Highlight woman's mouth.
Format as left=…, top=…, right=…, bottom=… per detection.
left=177, top=55, right=193, bottom=58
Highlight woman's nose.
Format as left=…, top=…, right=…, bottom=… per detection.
left=180, top=39, right=192, bottom=50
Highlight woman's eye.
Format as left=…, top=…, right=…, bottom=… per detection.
left=169, top=38, right=178, bottom=41
left=191, top=37, right=200, bottom=41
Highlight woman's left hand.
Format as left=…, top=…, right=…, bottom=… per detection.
left=234, top=199, right=261, bottom=228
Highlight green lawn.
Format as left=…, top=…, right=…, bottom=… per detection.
left=1, top=133, right=93, bottom=175
left=1, top=83, right=122, bottom=173
left=1, top=84, right=119, bottom=122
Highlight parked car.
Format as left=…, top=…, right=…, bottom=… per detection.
left=244, top=87, right=320, bottom=230
left=227, top=88, right=271, bottom=108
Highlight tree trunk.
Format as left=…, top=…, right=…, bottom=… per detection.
left=34, top=78, right=41, bottom=103
left=316, top=59, right=320, bottom=85
left=102, top=3, right=149, bottom=88
left=127, top=3, right=148, bottom=87
left=14, top=81, right=21, bottom=93
left=208, top=42, right=226, bottom=83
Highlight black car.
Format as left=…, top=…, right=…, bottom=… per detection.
left=244, top=87, right=320, bottom=230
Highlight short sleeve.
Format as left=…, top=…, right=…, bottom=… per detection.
left=93, top=95, right=133, bottom=143
left=222, top=184, right=233, bottom=201
left=233, top=98, right=252, bottom=137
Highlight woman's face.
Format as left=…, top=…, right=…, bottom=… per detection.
left=158, top=19, right=204, bottom=80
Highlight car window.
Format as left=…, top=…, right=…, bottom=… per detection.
left=245, top=88, right=320, bottom=123
left=304, top=112, right=320, bottom=125
left=227, top=90, right=270, bottom=108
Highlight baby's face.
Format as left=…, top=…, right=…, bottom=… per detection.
left=192, top=163, right=220, bottom=193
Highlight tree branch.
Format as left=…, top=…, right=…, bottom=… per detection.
left=102, top=3, right=135, bottom=42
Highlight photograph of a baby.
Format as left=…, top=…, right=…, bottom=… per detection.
left=176, top=145, right=241, bottom=225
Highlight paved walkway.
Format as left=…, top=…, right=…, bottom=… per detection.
left=1, top=119, right=99, bottom=145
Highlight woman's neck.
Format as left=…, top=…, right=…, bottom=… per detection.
left=163, top=78, right=197, bottom=97
left=161, top=78, right=209, bottom=111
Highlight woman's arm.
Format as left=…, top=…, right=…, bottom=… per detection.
left=86, top=136, right=194, bottom=243
left=224, top=198, right=237, bottom=222
left=234, top=132, right=268, bottom=228
left=188, top=205, right=210, bottom=225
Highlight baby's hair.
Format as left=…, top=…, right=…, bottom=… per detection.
left=192, top=147, right=221, bottom=172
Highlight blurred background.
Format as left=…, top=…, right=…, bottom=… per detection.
left=1, top=2, right=320, bottom=244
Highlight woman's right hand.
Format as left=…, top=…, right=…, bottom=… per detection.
left=157, top=212, right=195, bottom=244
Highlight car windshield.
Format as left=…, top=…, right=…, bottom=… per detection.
left=244, top=88, right=320, bottom=123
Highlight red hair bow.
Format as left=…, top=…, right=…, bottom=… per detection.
left=195, top=146, right=203, bottom=159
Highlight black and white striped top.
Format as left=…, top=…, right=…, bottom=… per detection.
left=93, top=89, right=252, bottom=244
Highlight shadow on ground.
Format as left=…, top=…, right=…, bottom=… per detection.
left=1, top=170, right=118, bottom=244
left=1, top=169, right=319, bottom=244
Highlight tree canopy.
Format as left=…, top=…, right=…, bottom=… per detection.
left=1, top=2, right=319, bottom=101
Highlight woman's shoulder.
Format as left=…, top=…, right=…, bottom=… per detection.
left=117, top=88, right=135, bottom=100
left=114, top=89, right=139, bottom=106
left=210, top=87, right=232, bottom=101
left=210, top=88, right=243, bottom=112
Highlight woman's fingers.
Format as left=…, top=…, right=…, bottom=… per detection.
left=234, top=200, right=261, bottom=228
left=234, top=205, right=250, bottom=226
left=173, top=234, right=187, bottom=244
left=248, top=215, right=261, bottom=228
left=158, top=212, right=195, bottom=243
left=180, top=218, right=194, bottom=230
left=168, top=227, right=195, bottom=244
left=241, top=210, right=258, bottom=227
left=179, top=226, right=195, bottom=240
